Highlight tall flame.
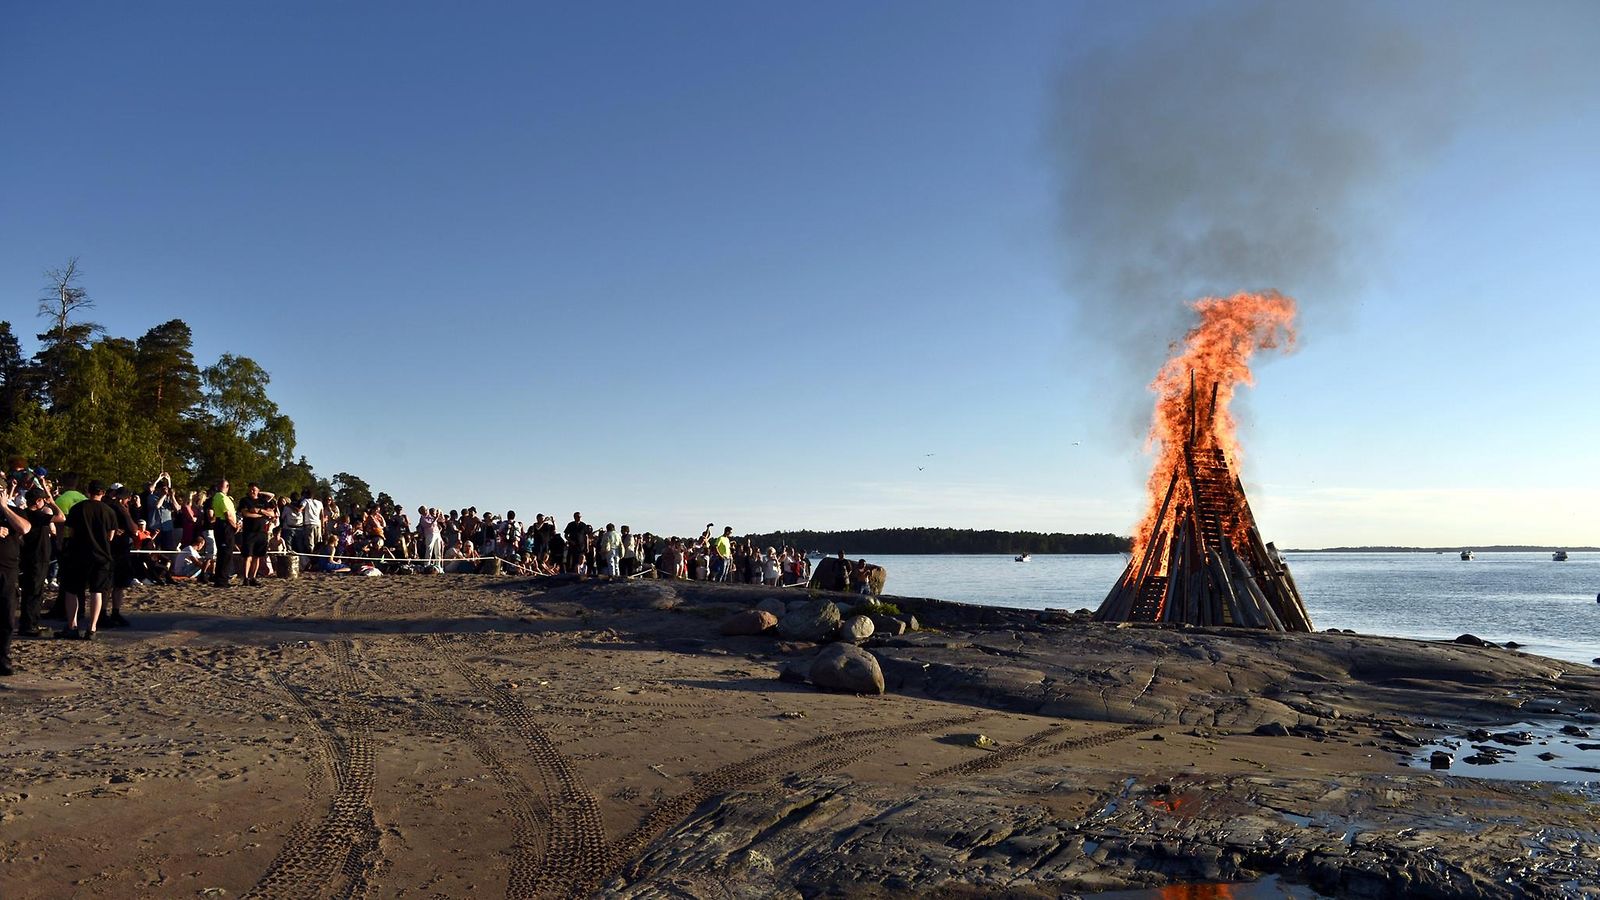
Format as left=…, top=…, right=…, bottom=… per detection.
left=1129, top=291, right=1297, bottom=560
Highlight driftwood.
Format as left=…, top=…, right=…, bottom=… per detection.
left=1094, top=376, right=1313, bottom=633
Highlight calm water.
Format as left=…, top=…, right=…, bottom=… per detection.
left=866, top=552, right=1600, bottom=666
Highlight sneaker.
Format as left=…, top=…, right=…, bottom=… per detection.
left=81, top=630, right=95, bottom=641
left=55, top=627, right=81, bottom=640
left=107, top=612, right=130, bottom=628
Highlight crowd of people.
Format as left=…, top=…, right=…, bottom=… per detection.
left=2, top=459, right=840, bottom=677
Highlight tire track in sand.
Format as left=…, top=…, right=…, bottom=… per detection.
left=244, top=640, right=382, bottom=900
left=921, top=723, right=1154, bottom=781
left=421, top=634, right=611, bottom=898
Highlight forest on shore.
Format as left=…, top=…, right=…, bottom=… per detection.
left=745, top=527, right=1130, bottom=555
left=0, top=258, right=386, bottom=509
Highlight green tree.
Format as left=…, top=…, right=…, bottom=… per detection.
left=331, top=472, right=374, bottom=513
left=134, top=319, right=202, bottom=465
left=192, top=354, right=299, bottom=490
left=0, top=322, right=30, bottom=427
left=44, top=339, right=162, bottom=481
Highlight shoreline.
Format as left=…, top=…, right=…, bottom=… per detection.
left=1, top=574, right=1596, bottom=897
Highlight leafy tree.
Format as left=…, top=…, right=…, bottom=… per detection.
left=192, top=354, right=299, bottom=490
left=332, top=472, right=374, bottom=512
left=36, top=339, right=162, bottom=481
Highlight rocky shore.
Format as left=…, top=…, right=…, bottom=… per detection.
left=1, top=575, right=1596, bottom=898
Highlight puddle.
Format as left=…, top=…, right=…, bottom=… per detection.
left=1084, top=873, right=1329, bottom=898
left=1408, top=720, right=1600, bottom=782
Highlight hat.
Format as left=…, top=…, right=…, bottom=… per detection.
left=109, top=482, right=124, bottom=491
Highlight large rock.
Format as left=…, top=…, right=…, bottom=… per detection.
left=870, top=614, right=907, bottom=636
left=756, top=597, right=788, bottom=618
left=808, top=557, right=887, bottom=595
left=778, top=599, right=842, bottom=642
left=810, top=643, right=886, bottom=695
left=719, top=609, right=778, bottom=636
left=841, top=615, right=875, bottom=644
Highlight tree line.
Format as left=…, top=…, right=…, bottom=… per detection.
left=743, top=527, right=1130, bottom=555
left=0, top=257, right=384, bottom=510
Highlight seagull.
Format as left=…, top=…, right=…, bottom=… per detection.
left=917, top=466, right=925, bottom=471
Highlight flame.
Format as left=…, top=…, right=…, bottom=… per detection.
left=1129, top=292, right=1297, bottom=561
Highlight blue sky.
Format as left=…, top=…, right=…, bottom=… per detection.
left=3, top=2, right=1596, bottom=546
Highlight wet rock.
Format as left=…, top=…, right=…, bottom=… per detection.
left=1490, top=731, right=1534, bottom=747
left=1537, top=752, right=1560, bottom=761
left=719, top=609, right=778, bottom=637
left=1559, top=725, right=1590, bottom=737
left=1383, top=728, right=1422, bottom=747
left=840, top=615, right=875, bottom=644
left=1429, top=751, right=1452, bottom=770
left=1463, top=729, right=1492, bottom=743
left=809, top=642, right=886, bottom=695
left=1463, top=753, right=1500, bottom=765
left=777, top=600, right=841, bottom=643
left=1453, top=634, right=1495, bottom=648
left=1504, top=641, right=1522, bottom=649
left=1253, top=722, right=1291, bottom=737
left=755, top=597, right=787, bottom=618
left=1575, top=743, right=1600, bottom=751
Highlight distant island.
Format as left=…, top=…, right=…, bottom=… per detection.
left=743, top=527, right=1130, bottom=555
left=1287, top=545, right=1599, bottom=553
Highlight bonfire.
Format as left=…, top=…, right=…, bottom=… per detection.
left=1095, top=292, right=1313, bottom=632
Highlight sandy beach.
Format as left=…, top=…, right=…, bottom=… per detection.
left=2, top=574, right=1598, bottom=898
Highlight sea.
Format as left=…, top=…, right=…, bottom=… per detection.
left=865, top=551, right=1599, bottom=666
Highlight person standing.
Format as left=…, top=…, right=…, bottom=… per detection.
left=59, top=480, right=120, bottom=640
left=599, top=523, right=622, bottom=577
left=210, top=479, right=239, bottom=587
left=299, top=491, right=324, bottom=554
left=17, top=484, right=64, bottom=637
left=106, top=487, right=139, bottom=627
left=712, top=526, right=734, bottom=582
left=563, top=512, right=591, bottom=574
left=237, top=483, right=276, bottom=587
left=0, top=485, right=34, bottom=674
left=281, top=493, right=303, bottom=555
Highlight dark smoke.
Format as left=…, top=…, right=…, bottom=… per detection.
left=1049, top=1, right=1594, bottom=382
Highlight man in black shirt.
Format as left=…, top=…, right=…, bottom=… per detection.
left=18, top=485, right=64, bottom=637
left=564, top=512, right=591, bottom=574
left=0, top=485, right=34, bottom=675
left=60, top=480, right=121, bottom=640
left=237, top=483, right=276, bottom=587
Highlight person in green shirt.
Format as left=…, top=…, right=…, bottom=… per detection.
left=713, top=526, right=734, bottom=582
left=209, top=479, right=239, bottom=587
left=53, top=474, right=87, bottom=518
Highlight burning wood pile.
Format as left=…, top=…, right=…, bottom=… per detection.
left=1095, top=293, right=1313, bottom=632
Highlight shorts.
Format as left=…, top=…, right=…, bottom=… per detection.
left=63, top=560, right=113, bottom=596
left=241, top=531, right=269, bottom=558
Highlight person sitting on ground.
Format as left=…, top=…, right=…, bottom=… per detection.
left=172, top=535, right=207, bottom=580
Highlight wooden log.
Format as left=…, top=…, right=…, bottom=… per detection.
left=1096, top=558, right=1139, bottom=621
left=1228, top=543, right=1285, bottom=632
left=1207, top=550, right=1243, bottom=627
left=1160, top=526, right=1188, bottom=623
left=1219, top=540, right=1263, bottom=628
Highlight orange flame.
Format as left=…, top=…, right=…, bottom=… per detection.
left=1129, top=292, right=1297, bottom=560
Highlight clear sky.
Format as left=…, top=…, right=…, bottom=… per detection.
left=3, top=2, right=1597, bottom=547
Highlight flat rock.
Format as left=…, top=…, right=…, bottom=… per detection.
left=809, top=642, right=885, bottom=695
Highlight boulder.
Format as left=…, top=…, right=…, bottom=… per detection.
left=870, top=614, right=907, bottom=636
left=1252, top=722, right=1291, bottom=737
left=719, top=609, right=778, bottom=637
left=841, top=615, right=875, bottom=644
left=1429, top=751, right=1453, bottom=770
left=778, top=599, right=842, bottom=643
left=809, top=643, right=886, bottom=695
left=777, top=659, right=810, bottom=684
left=756, top=597, right=787, bottom=618
left=808, top=557, right=887, bottom=595
left=1452, top=634, right=1495, bottom=648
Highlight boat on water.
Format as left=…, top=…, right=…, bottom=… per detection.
left=1461, top=550, right=1474, bottom=560
left=1553, top=550, right=1569, bottom=561
left=1014, top=554, right=1031, bottom=562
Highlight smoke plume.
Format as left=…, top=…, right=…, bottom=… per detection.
left=1051, top=1, right=1475, bottom=378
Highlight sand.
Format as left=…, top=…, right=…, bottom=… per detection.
left=1, top=574, right=1597, bottom=898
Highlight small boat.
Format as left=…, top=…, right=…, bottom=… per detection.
left=1014, top=554, right=1031, bottom=562
left=1553, top=550, right=1568, bottom=561
left=1460, top=550, right=1474, bottom=560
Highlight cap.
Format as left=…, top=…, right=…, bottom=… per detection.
left=109, top=482, right=124, bottom=491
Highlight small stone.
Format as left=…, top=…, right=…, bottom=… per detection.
left=962, top=734, right=1000, bottom=750
left=1537, top=752, right=1560, bottom=761
left=1491, top=731, right=1534, bottom=747
left=1253, top=722, right=1291, bottom=737
left=1559, top=725, right=1590, bottom=737
left=1147, top=732, right=1165, bottom=741
left=1463, top=753, right=1499, bottom=765
left=1575, top=743, right=1600, bottom=751
left=1429, top=750, right=1452, bottom=770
